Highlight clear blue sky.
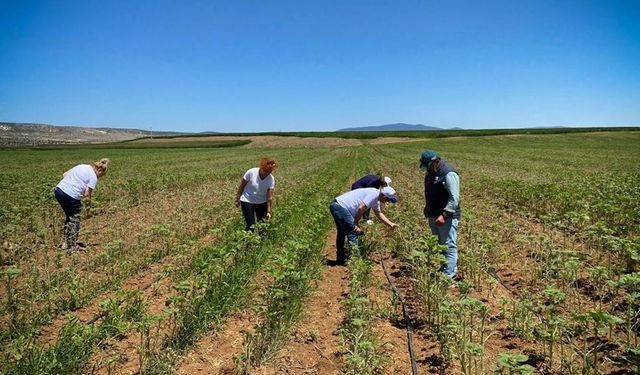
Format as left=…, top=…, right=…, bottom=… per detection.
left=1, top=0, right=639, bottom=132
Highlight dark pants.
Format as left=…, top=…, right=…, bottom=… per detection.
left=362, top=207, right=372, bottom=220
left=240, top=201, right=268, bottom=231
left=54, top=187, right=82, bottom=247
left=329, top=200, right=359, bottom=263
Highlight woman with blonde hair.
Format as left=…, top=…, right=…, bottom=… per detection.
left=54, top=158, right=109, bottom=250
left=235, top=157, right=276, bottom=231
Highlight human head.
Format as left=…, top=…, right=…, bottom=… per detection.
left=259, top=157, right=277, bottom=172
left=383, top=176, right=392, bottom=187
left=93, top=158, right=110, bottom=177
left=380, top=186, right=398, bottom=204
left=420, top=150, right=439, bottom=171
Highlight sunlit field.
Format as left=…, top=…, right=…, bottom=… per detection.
left=1, top=130, right=639, bottom=374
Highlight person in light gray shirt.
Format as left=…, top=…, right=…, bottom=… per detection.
left=329, top=186, right=399, bottom=265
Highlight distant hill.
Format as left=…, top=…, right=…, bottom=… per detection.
left=337, top=123, right=455, bottom=132
left=0, top=122, right=185, bottom=146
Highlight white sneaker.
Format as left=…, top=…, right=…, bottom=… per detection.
left=366, top=220, right=374, bottom=225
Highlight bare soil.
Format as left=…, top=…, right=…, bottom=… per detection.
left=176, top=229, right=349, bottom=374
left=130, top=135, right=423, bottom=148
left=251, top=229, right=348, bottom=374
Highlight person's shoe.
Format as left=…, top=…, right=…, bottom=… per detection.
left=57, top=243, right=68, bottom=250
left=72, top=244, right=86, bottom=251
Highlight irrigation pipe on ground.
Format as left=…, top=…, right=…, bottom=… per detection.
left=380, top=256, right=419, bottom=375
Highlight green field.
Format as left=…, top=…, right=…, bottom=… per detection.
left=0, top=131, right=639, bottom=374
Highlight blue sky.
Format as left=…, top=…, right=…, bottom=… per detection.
left=1, top=0, right=639, bottom=132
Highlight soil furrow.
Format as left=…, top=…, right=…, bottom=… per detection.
left=252, top=229, right=348, bottom=374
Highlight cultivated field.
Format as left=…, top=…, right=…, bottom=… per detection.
left=1, top=131, right=639, bottom=374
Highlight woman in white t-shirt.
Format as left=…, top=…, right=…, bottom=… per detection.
left=234, top=157, right=276, bottom=231
left=54, top=158, right=109, bottom=250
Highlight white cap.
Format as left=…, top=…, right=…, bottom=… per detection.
left=384, top=176, right=392, bottom=186
left=380, top=186, right=397, bottom=203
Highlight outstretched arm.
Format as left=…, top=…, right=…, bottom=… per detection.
left=84, top=187, right=93, bottom=217
left=373, top=209, right=399, bottom=229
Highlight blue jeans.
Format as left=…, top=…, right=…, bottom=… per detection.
left=55, top=187, right=82, bottom=247
left=428, top=217, right=459, bottom=278
left=329, top=201, right=359, bottom=263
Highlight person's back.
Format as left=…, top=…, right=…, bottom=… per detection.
left=57, top=164, right=98, bottom=200
left=336, top=187, right=381, bottom=217
left=351, top=174, right=382, bottom=190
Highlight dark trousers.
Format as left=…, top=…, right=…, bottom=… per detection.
left=240, top=201, right=268, bottom=231
left=54, top=187, right=82, bottom=247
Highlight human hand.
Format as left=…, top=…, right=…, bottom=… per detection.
left=435, top=215, right=446, bottom=226
left=354, top=225, right=362, bottom=234
left=234, top=198, right=240, bottom=208
left=266, top=212, right=271, bottom=221
left=389, top=222, right=399, bottom=229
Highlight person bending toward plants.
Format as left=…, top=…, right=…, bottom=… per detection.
left=235, top=157, right=277, bottom=231
left=420, top=149, right=461, bottom=279
left=329, top=186, right=399, bottom=265
left=54, top=158, right=109, bottom=251
left=351, top=174, right=392, bottom=223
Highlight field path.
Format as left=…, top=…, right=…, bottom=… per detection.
left=176, top=230, right=348, bottom=374
left=251, top=229, right=348, bottom=374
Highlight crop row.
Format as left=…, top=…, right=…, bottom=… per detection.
left=0, top=147, right=347, bottom=374
left=370, top=135, right=639, bottom=373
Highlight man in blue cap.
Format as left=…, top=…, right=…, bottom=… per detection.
left=420, top=150, right=461, bottom=279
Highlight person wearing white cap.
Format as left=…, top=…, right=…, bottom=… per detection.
left=329, top=186, right=399, bottom=265
left=350, top=174, right=393, bottom=222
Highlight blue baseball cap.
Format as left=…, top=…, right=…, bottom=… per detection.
left=420, top=150, right=439, bottom=170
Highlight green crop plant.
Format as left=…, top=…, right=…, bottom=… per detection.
left=340, top=253, right=385, bottom=375
left=587, top=266, right=614, bottom=310
left=406, top=234, right=449, bottom=325
left=505, top=294, right=537, bottom=340
left=493, top=352, right=535, bottom=374
left=613, top=272, right=640, bottom=346
left=1, top=265, right=22, bottom=338
left=239, top=209, right=328, bottom=369
left=535, top=286, right=567, bottom=370
left=460, top=215, right=493, bottom=289
left=457, top=297, right=489, bottom=374
left=574, top=309, right=623, bottom=372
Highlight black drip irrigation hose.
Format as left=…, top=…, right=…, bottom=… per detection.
left=486, top=265, right=599, bottom=372
left=380, top=257, right=419, bottom=375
